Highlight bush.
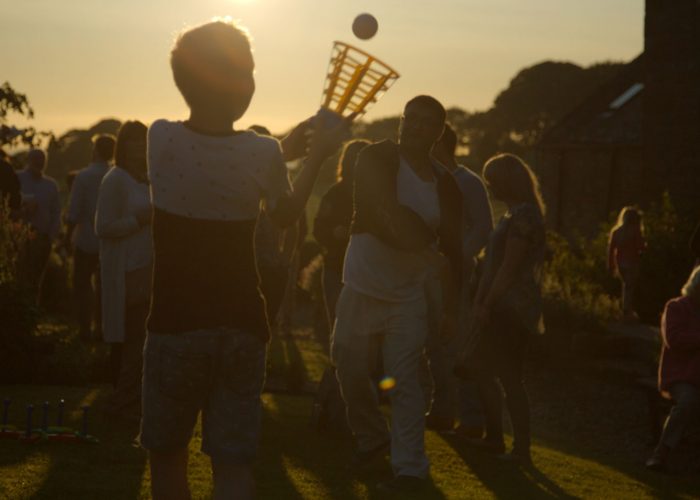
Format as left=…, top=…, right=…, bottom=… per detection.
left=541, top=192, right=696, bottom=332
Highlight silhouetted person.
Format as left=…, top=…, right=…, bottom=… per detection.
left=140, top=20, right=348, bottom=500
left=95, top=122, right=151, bottom=420
left=67, top=134, right=115, bottom=341
left=426, top=124, right=492, bottom=436
left=17, top=149, right=60, bottom=304
left=313, top=139, right=370, bottom=329
left=463, top=153, right=546, bottom=464
left=646, top=266, right=700, bottom=472
left=608, top=207, right=646, bottom=322
left=333, top=96, right=462, bottom=493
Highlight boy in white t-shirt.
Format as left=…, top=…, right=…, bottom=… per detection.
left=139, top=20, right=349, bottom=500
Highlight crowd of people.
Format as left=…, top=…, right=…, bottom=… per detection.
left=1, top=17, right=698, bottom=499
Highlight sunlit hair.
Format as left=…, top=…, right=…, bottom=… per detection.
left=483, top=153, right=545, bottom=215
left=171, top=20, right=252, bottom=107
left=611, top=206, right=644, bottom=236
left=681, top=266, right=700, bottom=298
left=114, top=121, right=147, bottom=172
left=336, top=139, right=370, bottom=183
left=436, top=123, right=457, bottom=158
left=405, top=95, right=446, bottom=124
left=91, top=134, right=116, bottom=162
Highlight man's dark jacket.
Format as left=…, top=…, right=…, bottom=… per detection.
left=350, top=140, right=463, bottom=294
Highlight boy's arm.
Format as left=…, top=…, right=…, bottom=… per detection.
left=268, top=115, right=351, bottom=228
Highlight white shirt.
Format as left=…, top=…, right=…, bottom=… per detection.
left=343, top=157, right=441, bottom=302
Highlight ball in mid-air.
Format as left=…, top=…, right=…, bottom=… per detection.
left=352, top=13, right=378, bottom=40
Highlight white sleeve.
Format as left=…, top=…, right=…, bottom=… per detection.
left=95, top=172, right=140, bottom=239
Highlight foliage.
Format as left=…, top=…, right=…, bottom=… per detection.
left=462, top=61, right=625, bottom=164
left=541, top=230, right=619, bottom=333
left=0, top=82, right=51, bottom=148
left=636, top=193, right=696, bottom=323
left=541, top=192, right=696, bottom=331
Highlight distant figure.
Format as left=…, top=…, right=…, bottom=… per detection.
left=333, top=96, right=463, bottom=492
left=140, top=20, right=347, bottom=500
left=95, top=121, right=152, bottom=420
left=464, top=153, right=546, bottom=464
left=313, top=139, right=370, bottom=329
left=426, top=124, right=492, bottom=436
left=0, top=149, right=21, bottom=216
left=17, top=149, right=61, bottom=304
left=608, top=207, right=646, bottom=322
left=66, top=134, right=115, bottom=341
left=646, top=266, right=700, bottom=472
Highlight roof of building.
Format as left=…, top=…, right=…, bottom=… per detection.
left=539, top=54, right=644, bottom=147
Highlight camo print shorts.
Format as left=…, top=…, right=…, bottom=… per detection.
left=138, top=328, right=266, bottom=464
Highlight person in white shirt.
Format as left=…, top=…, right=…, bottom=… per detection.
left=95, top=121, right=152, bottom=420
left=66, top=134, right=115, bottom=341
left=333, top=96, right=463, bottom=493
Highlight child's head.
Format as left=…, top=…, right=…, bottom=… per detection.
left=616, top=206, right=642, bottom=229
left=483, top=153, right=545, bottom=215
left=171, top=20, right=255, bottom=122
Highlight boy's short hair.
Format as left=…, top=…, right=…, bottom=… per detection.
left=171, top=20, right=253, bottom=107
left=405, top=95, right=446, bottom=124
left=92, top=134, right=116, bottom=161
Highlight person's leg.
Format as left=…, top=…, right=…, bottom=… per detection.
left=657, top=383, right=700, bottom=453
left=140, top=333, right=211, bottom=500
left=73, top=249, right=95, bottom=339
left=471, top=330, right=505, bottom=448
left=321, top=262, right=343, bottom=330
left=332, top=288, right=390, bottom=453
left=150, top=448, right=191, bottom=500
left=211, top=461, right=254, bottom=500
left=382, top=297, right=430, bottom=479
left=456, top=379, right=484, bottom=435
left=108, top=301, right=148, bottom=416
left=109, top=342, right=123, bottom=388
left=203, top=330, right=266, bottom=498
left=496, top=327, right=531, bottom=457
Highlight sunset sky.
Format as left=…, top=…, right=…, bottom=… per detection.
left=3, top=0, right=643, bottom=138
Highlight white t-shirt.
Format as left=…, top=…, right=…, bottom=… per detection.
left=343, top=157, right=441, bottom=302
left=148, top=119, right=291, bottom=220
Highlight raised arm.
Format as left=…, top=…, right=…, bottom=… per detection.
left=268, top=115, right=351, bottom=228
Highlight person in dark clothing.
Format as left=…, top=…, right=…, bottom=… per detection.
left=462, top=153, right=546, bottom=464
left=313, top=139, right=370, bottom=329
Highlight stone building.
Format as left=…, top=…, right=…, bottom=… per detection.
left=535, top=0, right=699, bottom=237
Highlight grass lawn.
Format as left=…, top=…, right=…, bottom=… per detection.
left=1, top=327, right=699, bottom=499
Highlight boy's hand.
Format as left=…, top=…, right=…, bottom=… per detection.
left=281, top=119, right=312, bottom=162
left=307, top=113, right=354, bottom=164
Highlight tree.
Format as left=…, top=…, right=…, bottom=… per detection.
left=0, top=82, right=50, bottom=148
left=461, top=61, right=625, bottom=163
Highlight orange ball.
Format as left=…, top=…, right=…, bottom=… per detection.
left=352, top=13, right=378, bottom=40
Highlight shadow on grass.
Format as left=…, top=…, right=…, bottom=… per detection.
left=438, top=432, right=578, bottom=499
left=258, top=393, right=448, bottom=499
left=0, top=385, right=146, bottom=499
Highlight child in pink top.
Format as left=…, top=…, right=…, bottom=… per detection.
left=608, top=207, right=646, bottom=321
